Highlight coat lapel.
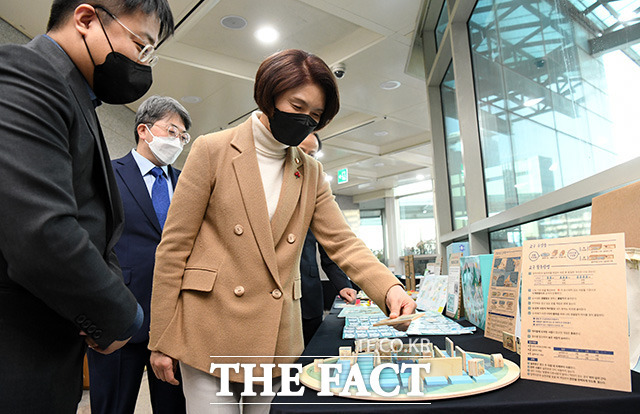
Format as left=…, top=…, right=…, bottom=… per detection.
left=270, top=147, right=304, bottom=245
left=30, top=36, right=122, bottom=251
left=231, top=119, right=281, bottom=285
left=115, top=153, right=162, bottom=234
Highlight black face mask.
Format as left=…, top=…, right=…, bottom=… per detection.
left=269, top=108, right=319, bottom=146
left=91, top=51, right=152, bottom=104
left=83, top=14, right=152, bottom=105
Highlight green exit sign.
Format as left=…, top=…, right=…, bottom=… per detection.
left=337, top=168, right=348, bottom=184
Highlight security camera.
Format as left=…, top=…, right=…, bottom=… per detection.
left=331, top=63, right=346, bottom=79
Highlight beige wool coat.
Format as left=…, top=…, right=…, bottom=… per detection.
left=149, top=117, right=400, bottom=383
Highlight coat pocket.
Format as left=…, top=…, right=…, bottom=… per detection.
left=181, top=268, right=217, bottom=292
left=293, top=278, right=302, bottom=300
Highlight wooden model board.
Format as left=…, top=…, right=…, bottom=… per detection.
left=299, top=351, right=520, bottom=401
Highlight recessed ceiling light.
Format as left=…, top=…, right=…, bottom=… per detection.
left=255, top=26, right=279, bottom=44
left=374, top=130, right=388, bottom=137
left=416, top=174, right=425, bottom=180
left=181, top=96, right=202, bottom=104
left=380, top=80, right=401, bottom=90
left=325, top=174, right=333, bottom=182
left=315, top=150, right=324, bottom=159
left=220, top=15, right=247, bottom=30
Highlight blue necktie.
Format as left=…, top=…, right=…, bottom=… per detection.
left=150, top=167, right=170, bottom=229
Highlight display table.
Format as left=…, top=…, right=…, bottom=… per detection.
left=270, top=305, right=640, bottom=413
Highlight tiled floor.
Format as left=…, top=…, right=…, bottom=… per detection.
left=77, top=371, right=152, bottom=414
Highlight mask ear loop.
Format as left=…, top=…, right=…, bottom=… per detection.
left=144, top=124, right=158, bottom=141
left=94, top=7, right=116, bottom=53
left=82, top=6, right=116, bottom=66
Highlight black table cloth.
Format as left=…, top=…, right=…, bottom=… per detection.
left=270, top=303, right=640, bottom=413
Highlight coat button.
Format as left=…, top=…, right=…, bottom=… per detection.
left=295, top=158, right=300, bottom=164
left=287, top=233, right=296, bottom=244
left=234, top=286, right=245, bottom=297
left=234, top=224, right=244, bottom=235
left=271, top=289, right=282, bottom=299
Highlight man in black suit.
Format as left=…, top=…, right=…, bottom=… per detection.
left=298, top=133, right=357, bottom=345
left=88, top=95, right=190, bottom=414
left=0, top=1, right=174, bottom=412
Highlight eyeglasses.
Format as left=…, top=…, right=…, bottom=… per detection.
left=149, top=123, right=191, bottom=145
left=94, top=5, right=159, bottom=67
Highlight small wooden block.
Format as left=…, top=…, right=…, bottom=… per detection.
left=445, top=337, right=455, bottom=357
left=313, top=359, right=323, bottom=372
left=490, top=353, right=504, bottom=368
left=433, top=346, right=444, bottom=358
left=372, top=313, right=425, bottom=326
left=467, top=358, right=485, bottom=377
left=502, top=331, right=516, bottom=352
left=339, top=346, right=352, bottom=358
left=456, top=346, right=467, bottom=372
left=516, top=337, right=521, bottom=355
left=373, top=350, right=381, bottom=367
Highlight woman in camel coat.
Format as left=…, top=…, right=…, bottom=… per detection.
left=149, top=49, right=416, bottom=413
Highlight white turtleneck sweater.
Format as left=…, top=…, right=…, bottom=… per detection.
left=251, top=111, right=289, bottom=220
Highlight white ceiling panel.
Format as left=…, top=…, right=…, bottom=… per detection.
left=0, top=0, right=431, bottom=199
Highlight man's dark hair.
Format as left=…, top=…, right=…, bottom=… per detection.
left=47, top=1, right=174, bottom=41
left=134, top=95, right=191, bottom=143
left=313, top=132, right=322, bottom=152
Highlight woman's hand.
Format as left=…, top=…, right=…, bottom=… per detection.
left=150, top=350, right=180, bottom=385
left=385, top=285, right=417, bottom=331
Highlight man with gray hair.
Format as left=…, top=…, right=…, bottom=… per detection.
left=87, top=95, right=191, bottom=414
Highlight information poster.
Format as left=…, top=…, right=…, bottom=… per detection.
left=521, top=234, right=631, bottom=392
left=485, top=247, right=522, bottom=342
left=446, top=253, right=463, bottom=319
left=460, top=255, right=482, bottom=328
left=415, top=275, right=448, bottom=312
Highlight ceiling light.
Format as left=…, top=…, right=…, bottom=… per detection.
left=380, top=80, right=401, bottom=90
left=416, top=174, right=425, bottom=180
left=374, top=130, right=388, bottom=137
left=315, top=151, right=324, bottom=159
left=255, top=26, right=279, bottom=44
left=523, top=97, right=544, bottom=107
left=325, top=175, right=333, bottom=182
left=181, top=96, right=202, bottom=104
left=220, top=15, right=247, bottom=30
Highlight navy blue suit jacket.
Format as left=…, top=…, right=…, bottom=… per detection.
left=111, top=152, right=180, bottom=343
left=300, top=230, right=352, bottom=319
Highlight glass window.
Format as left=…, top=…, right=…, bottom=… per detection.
left=359, top=209, right=386, bottom=264
left=441, top=61, right=467, bottom=229
left=489, top=206, right=592, bottom=250
left=469, top=0, right=640, bottom=216
left=435, top=1, right=449, bottom=50
left=398, top=192, right=437, bottom=256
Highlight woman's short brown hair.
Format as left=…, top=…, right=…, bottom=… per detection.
left=254, top=49, right=340, bottom=130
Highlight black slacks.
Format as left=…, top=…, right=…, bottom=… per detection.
left=87, top=341, right=186, bottom=414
